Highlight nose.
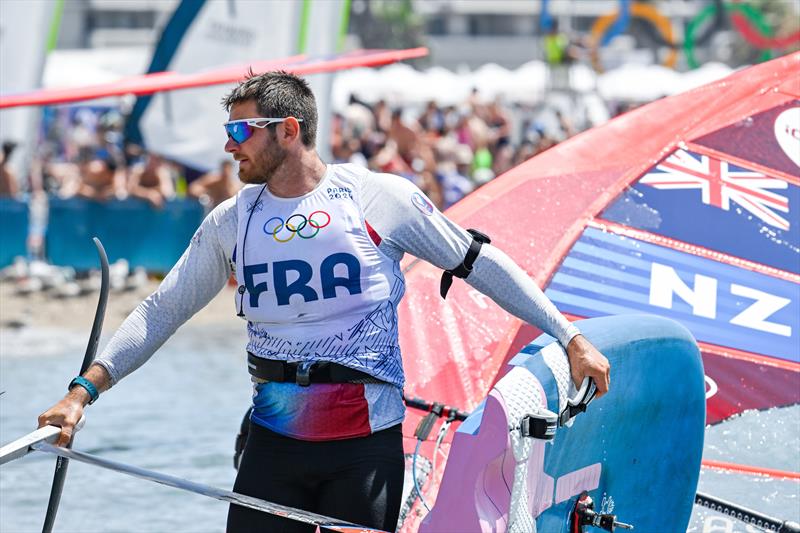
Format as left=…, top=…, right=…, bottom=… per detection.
left=224, top=136, right=238, bottom=154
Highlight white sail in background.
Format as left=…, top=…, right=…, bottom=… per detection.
left=139, top=0, right=347, bottom=172
left=0, top=0, right=56, bottom=181
left=302, top=0, right=348, bottom=163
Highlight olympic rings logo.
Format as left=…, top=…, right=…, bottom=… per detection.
left=262, top=211, right=331, bottom=242
left=587, top=0, right=799, bottom=72
left=590, top=2, right=678, bottom=72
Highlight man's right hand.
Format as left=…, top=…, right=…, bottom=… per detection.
left=37, top=364, right=111, bottom=447
left=38, top=390, right=88, bottom=447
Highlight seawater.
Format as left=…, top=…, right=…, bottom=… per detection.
left=689, top=407, right=800, bottom=533
left=0, top=323, right=251, bottom=533
left=1, top=324, right=798, bottom=533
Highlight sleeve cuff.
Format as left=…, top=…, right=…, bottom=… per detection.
left=559, top=324, right=581, bottom=348
left=93, top=359, right=119, bottom=387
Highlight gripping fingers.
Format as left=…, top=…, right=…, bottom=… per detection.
left=567, top=337, right=611, bottom=399
left=56, top=426, right=74, bottom=447
left=585, top=356, right=610, bottom=398
left=594, top=368, right=609, bottom=397
left=37, top=416, right=73, bottom=447
left=56, top=415, right=87, bottom=446
left=38, top=408, right=86, bottom=448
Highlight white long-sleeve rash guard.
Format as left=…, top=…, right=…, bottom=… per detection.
left=94, top=167, right=579, bottom=385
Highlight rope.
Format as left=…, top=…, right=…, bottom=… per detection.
left=412, top=440, right=432, bottom=512
left=701, top=459, right=800, bottom=481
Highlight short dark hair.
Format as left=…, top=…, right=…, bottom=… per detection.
left=222, top=70, right=317, bottom=147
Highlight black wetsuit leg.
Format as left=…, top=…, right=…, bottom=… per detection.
left=227, top=422, right=317, bottom=533
left=316, top=424, right=405, bottom=532
left=226, top=422, right=405, bottom=533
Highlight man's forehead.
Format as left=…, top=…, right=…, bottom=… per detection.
left=228, top=100, right=259, bottom=119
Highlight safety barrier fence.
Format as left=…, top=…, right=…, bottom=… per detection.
left=0, top=197, right=204, bottom=273
left=0, top=198, right=28, bottom=268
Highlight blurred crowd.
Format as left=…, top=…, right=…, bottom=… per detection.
left=332, top=91, right=576, bottom=209
left=0, top=108, right=239, bottom=211
left=0, top=89, right=582, bottom=214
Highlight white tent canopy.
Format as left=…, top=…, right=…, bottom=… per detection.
left=43, top=47, right=151, bottom=88
left=331, top=60, right=734, bottom=109
left=42, top=47, right=735, bottom=111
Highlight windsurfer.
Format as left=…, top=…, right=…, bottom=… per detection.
left=37, top=71, right=610, bottom=532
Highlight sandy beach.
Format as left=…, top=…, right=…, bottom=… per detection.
left=0, top=279, right=241, bottom=334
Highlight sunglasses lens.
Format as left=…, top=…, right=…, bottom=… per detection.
left=225, top=122, right=252, bottom=144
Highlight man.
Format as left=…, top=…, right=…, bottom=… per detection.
left=188, top=159, right=241, bottom=209
left=65, top=148, right=122, bottom=202
left=128, top=152, right=175, bottom=209
left=0, top=141, right=19, bottom=197
left=38, top=71, right=610, bottom=532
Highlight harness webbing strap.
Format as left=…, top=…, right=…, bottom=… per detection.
left=247, top=353, right=383, bottom=386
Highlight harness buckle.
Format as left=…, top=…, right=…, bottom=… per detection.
left=519, top=408, right=558, bottom=440
left=296, top=361, right=316, bottom=387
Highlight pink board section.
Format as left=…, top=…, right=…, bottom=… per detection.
left=554, top=463, right=601, bottom=504
left=419, top=389, right=552, bottom=532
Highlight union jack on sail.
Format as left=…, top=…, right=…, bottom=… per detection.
left=640, top=149, right=790, bottom=230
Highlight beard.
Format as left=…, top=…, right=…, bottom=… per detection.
left=237, top=137, right=287, bottom=185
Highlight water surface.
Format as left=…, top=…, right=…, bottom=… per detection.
left=1, top=325, right=797, bottom=532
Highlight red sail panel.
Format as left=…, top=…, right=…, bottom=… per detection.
left=400, top=52, right=800, bottom=413
left=703, top=347, right=800, bottom=424
left=693, top=100, right=800, bottom=181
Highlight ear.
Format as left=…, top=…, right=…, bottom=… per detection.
left=279, top=117, right=302, bottom=145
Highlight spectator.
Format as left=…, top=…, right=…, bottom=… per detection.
left=24, top=83, right=598, bottom=224
left=436, top=140, right=474, bottom=208
left=372, top=99, right=392, bottom=133
left=332, top=137, right=368, bottom=168
left=370, top=139, right=413, bottom=176
left=472, top=144, right=495, bottom=185
left=128, top=153, right=174, bottom=209
left=486, top=98, right=512, bottom=146
left=388, top=108, right=419, bottom=164
left=0, top=141, right=19, bottom=198
left=419, top=169, right=444, bottom=209
left=343, top=94, right=375, bottom=139
left=188, top=159, right=241, bottom=209
left=492, top=138, right=515, bottom=178
left=61, top=148, right=122, bottom=202
left=544, top=20, right=570, bottom=66
left=512, top=141, right=538, bottom=167
left=419, top=100, right=445, bottom=134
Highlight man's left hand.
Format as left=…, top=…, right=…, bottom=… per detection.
left=566, top=334, right=610, bottom=398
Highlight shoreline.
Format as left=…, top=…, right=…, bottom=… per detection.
left=0, top=280, right=241, bottom=334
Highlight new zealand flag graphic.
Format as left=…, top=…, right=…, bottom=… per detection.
left=602, top=148, right=799, bottom=274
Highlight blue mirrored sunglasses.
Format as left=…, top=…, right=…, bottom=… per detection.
left=223, top=117, right=303, bottom=144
